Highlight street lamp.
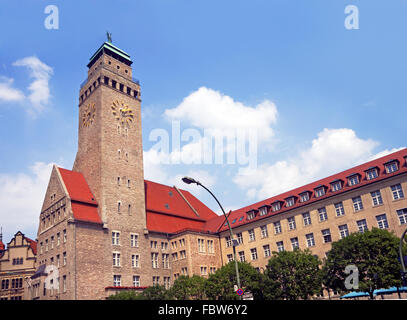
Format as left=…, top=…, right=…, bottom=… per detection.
left=399, top=228, right=407, bottom=286
left=182, top=177, right=242, bottom=293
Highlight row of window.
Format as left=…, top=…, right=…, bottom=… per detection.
left=41, top=206, right=67, bottom=230
left=32, top=275, right=67, bottom=298
left=226, top=207, right=407, bottom=250
left=245, top=160, right=405, bottom=221
left=112, top=275, right=170, bottom=289
left=227, top=210, right=407, bottom=263
left=227, top=184, right=405, bottom=246
left=1, top=278, right=23, bottom=290
left=39, top=230, right=67, bottom=255
left=80, top=75, right=139, bottom=104
left=12, top=257, right=24, bottom=265
left=38, top=252, right=67, bottom=268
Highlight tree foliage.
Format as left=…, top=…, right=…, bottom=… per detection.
left=204, top=261, right=264, bottom=300
left=170, top=275, right=206, bottom=300
left=323, top=228, right=407, bottom=299
left=264, top=248, right=322, bottom=300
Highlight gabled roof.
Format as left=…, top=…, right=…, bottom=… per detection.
left=57, top=167, right=102, bottom=224
left=206, top=148, right=407, bottom=233
left=144, top=180, right=218, bottom=234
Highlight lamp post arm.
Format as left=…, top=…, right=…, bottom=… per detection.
left=196, top=181, right=242, bottom=293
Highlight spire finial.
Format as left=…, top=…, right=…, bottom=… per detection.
left=106, top=31, right=112, bottom=43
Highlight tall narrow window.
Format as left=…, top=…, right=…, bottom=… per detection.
left=318, top=207, right=328, bottom=222
left=397, top=208, right=407, bottom=225
left=288, top=217, right=296, bottom=230
left=128, top=204, right=131, bottom=215
left=376, top=214, right=389, bottom=229
left=338, top=224, right=349, bottom=239
left=391, top=184, right=404, bottom=200
left=334, top=202, right=345, bottom=217
left=117, top=202, right=121, bottom=213
left=357, top=219, right=368, bottom=233
left=371, top=190, right=383, bottom=206
left=352, top=196, right=364, bottom=212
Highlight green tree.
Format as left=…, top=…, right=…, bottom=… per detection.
left=108, top=285, right=172, bottom=300
left=107, top=290, right=144, bottom=300
left=204, top=261, right=264, bottom=300
left=323, top=228, right=407, bottom=299
left=264, top=249, right=323, bottom=300
left=169, top=275, right=206, bottom=300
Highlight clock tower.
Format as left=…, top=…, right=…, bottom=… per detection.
left=72, top=39, right=151, bottom=295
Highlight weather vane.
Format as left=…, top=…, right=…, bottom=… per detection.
left=106, top=31, right=112, bottom=43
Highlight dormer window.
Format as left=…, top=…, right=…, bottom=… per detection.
left=385, top=160, right=399, bottom=174
left=314, top=186, right=326, bottom=198
left=365, top=167, right=378, bottom=180
left=271, top=201, right=282, bottom=212
left=330, top=180, right=342, bottom=192
left=247, top=210, right=257, bottom=220
left=348, top=174, right=360, bottom=186
left=258, top=206, right=269, bottom=216
left=299, top=192, right=310, bottom=203
left=285, top=197, right=295, bottom=208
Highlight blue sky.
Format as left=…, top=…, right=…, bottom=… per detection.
left=0, top=0, right=406, bottom=243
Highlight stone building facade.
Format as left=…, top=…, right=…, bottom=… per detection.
left=30, top=39, right=407, bottom=300
left=0, top=231, right=37, bottom=300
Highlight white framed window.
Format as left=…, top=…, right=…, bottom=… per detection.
left=371, top=190, right=383, bottom=206
left=238, top=251, right=246, bottom=262
left=151, top=253, right=159, bottom=268
left=338, top=224, right=349, bottom=239
left=331, top=181, right=342, bottom=192
left=272, top=202, right=281, bottom=212
left=352, top=196, right=364, bottom=212
left=274, top=221, right=282, bottom=234
left=113, top=252, right=121, bottom=267
left=334, top=202, right=345, bottom=217
left=322, top=229, right=332, bottom=243
left=200, top=266, right=208, bottom=276
left=276, top=241, right=284, bottom=252
left=391, top=184, right=404, bottom=200
left=315, top=187, right=325, bottom=198
left=132, top=254, right=140, bottom=268
left=112, top=231, right=120, bottom=246
left=290, top=237, right=299, bottom=250
left=163, top=277, right=170, bottom=289
left=207, top=240, right=214, bottom=253
left=227, top=254, right=233, bottom=262
left=318, top=207, right=328, bottom=222
left=366, top=168, right=378, bottom=180
left=306, top=233, right=315, bottom=247
left=385, top=161, right=399, bottom=173
left=397, top=208, right=407, bottom=225
left=259, top=206, right=268, bottom=216
left=260, top=225, right=268, bottom=238
left=130, top=233, right=139, bottom=247
left=248, top=229, right=256, bottom=241
left=348, top=175, right=360, bottom=186
left=263, top=245, right=271, bottom=257
left=247, top=210, right=256, bottom=220
left=198, top=238, right=205, bottom=252
left=162, top=254, right=170, bottom=268
left=288, top=217, right=296, bottom=230
left=133, top=275, right=140, bottom=287
left=250, top=248, right=258, bottom=260
left=286, top=197, right=295, bottom=207
left=225, top=236, right=232, bottom=248
left=302, top=212, right=311, bottom=226
left=376, top=214, right=389, bottom=229
left=357, top=219, right=368, bottom=233
left=237, top=233, right=243, bottom=244
left=299, top=192, right=310, bottom=202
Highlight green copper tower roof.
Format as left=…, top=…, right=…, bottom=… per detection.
left=87, top=41, right=133, bottom=68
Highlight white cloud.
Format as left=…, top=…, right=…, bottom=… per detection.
left=12, top=56, right=53, bottom=114
left=0, top=162, right=54, bottom=243
left=233, top=128, right=386, bottom=200
left=164, top=87, right=278, bottom=143
left=0, top=77, right=25, bottom=102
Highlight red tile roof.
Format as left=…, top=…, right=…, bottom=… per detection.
left=144, top=180, right=219, bottom=234
left=57, top=167, right=102, bottom=224
left=25, top=237, right=37, bottom=255
left=208, top=148, right=407, bottom=233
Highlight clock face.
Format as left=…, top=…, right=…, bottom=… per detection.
left=82, top=103, right=96, bottom=128
left=111, top=100, right=134, bottom=126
